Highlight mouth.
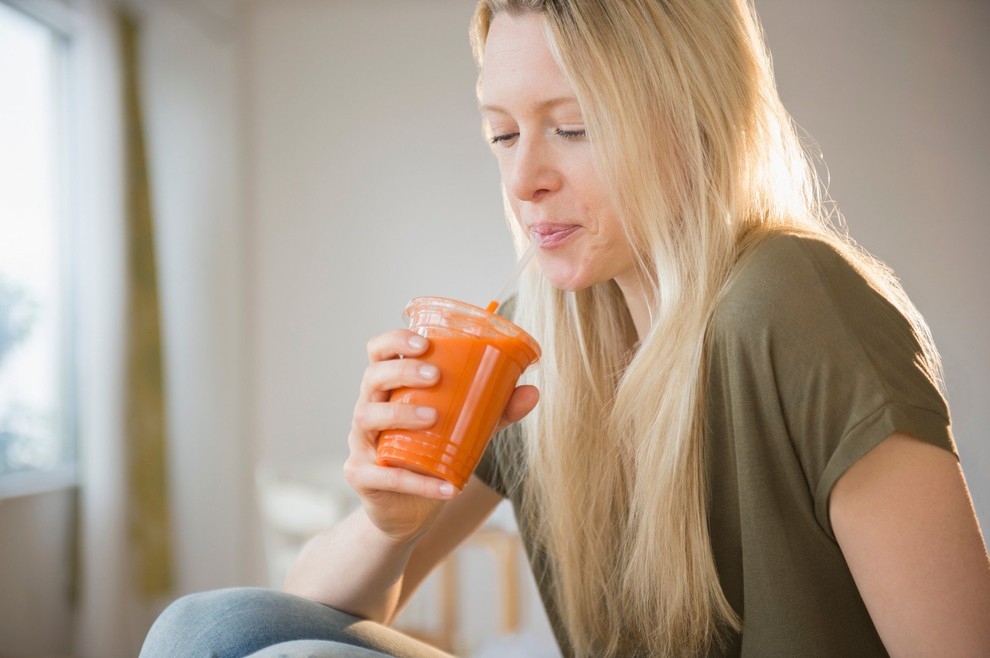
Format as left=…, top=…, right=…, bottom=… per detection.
left=529, top=222, right=581, bottom=249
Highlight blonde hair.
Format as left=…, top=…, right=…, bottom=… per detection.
left=471, top=1, right=943, bottom=656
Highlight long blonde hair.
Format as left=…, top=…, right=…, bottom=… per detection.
left=471, top=1, right=943, bottom=656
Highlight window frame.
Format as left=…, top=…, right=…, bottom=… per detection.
left=0, top=0, right=79, bottom=499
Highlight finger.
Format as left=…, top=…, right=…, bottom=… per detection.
left=366, top=329, right=429, bottom=364
left=344, top=458, right=458, bottom=500
left=359, top=358, right=439, bottom=402
left=495, top=384, right=539, bottom=431
left=352, top=401, right=438, bottom=435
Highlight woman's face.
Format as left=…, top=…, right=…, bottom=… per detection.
left=480, top=12, right=637, bottom=292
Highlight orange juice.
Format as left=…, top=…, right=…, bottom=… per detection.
left=377, top=297, right=540, bottom=488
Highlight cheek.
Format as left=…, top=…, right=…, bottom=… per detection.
left=507, top=198, right=526, bottom=229
left=571, top=164, right=613, bottom=214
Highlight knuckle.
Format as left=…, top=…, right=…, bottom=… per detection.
left=352, top=403, right=368, bottom=426
left=360, top=365, right=374, bottom=387
left=342, top=457, right=358, bottom=484
left=371, top=361, right=392, bottom=387
left=343, top=458, right=373, bottom=493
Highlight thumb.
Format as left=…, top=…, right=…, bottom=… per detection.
left=498, top=384, right=539, bottom=429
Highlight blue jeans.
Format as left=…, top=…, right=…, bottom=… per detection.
left=139, top=587, right=455, bottom=658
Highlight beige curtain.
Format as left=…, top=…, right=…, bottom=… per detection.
left=119, top=8, right=172, bottom=597
left=73, top=4, right=175, bottom=655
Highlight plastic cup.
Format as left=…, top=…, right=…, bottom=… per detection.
left=376, top=297, right=541, bottom=489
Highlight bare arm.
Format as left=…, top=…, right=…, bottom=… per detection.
left=830, top=432, right=990, bottom=657
left=283, top=474, right=502, bottom=623
left=283, top=327, right=536, bottom=623
left=283, top=505, right=416, bottom=622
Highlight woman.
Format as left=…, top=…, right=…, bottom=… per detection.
left=141, top=1, right=990, bottom=656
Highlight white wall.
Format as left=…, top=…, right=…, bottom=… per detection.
left=244, top=0, right=514, bottom=472
left=139, top=0, right=252, bottom=595
left=0, top=489, right=74, bottom=655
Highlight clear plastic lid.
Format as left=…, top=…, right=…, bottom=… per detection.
left=402, top=297, right=541, bottom=367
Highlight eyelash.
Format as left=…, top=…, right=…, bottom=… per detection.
left=489, top=133, right=517, bottom=145
left=489, top=128, right=587, bottom=145
left=556, top=128, right=587, bottom=140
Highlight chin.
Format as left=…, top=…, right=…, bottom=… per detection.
left=539, top=264, right=598, bottom=292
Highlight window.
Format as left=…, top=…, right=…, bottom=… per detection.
left=0, top=1, right=75, bottom=486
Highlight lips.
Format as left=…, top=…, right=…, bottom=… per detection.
left=529, top=222, right=580, bottom=249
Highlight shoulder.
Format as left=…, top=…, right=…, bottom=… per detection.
left=715, top=233, right=860, bottom=324
left=711, top=232, right=910, bottom=351
left=708, top=230, right=948, bottom=429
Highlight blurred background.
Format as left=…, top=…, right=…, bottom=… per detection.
left=0, top=0, right=987, bottom=656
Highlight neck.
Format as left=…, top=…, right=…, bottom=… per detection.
left=614, top=272, right=652, bottom=342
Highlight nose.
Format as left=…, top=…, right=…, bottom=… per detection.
left=505, top=137, right=562, bottom=202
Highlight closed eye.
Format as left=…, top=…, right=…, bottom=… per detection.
left=490, top=132, right=519, bottom=145
left=556, top=128, right=586, bottom=140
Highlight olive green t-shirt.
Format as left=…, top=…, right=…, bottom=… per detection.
left=475, top=233, right=955, bottom=657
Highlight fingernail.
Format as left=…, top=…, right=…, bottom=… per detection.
left=419, top=364, right=438, bottom=380
left=408, top=335, right=427, bottom=350
left=415, top=406, right=437, bottom=421
left=439, top=483, right=455, bottom=497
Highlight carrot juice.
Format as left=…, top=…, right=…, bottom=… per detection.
left=377, top=297, right=540, bottom=489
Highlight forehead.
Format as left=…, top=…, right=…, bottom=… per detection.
left=479, top=12, right=576, bottom=109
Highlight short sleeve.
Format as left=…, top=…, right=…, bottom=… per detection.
left=814, top=400, right=954, bottom=535
left=715, top=235, right=955, bottom=539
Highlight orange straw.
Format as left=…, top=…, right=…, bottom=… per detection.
left=486, top=239, right=538, bottom=314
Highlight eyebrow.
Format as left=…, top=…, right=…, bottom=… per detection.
left=479, top=96, right=580, bottom=114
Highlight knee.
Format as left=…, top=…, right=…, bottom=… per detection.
left=140, top=587, right=273, bottom=658
left=151, top=587, right=260, bottom=633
